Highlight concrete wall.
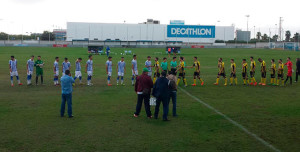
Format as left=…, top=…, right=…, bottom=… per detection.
left=0, top=40, right=71, bottom=47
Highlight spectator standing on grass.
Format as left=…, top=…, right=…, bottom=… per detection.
left=106, top=46, right=110, bottom=57
left=168, top=48, right=172, bottom=58
left=134, top=68, right=153, bottom=118
left=295, top=58, right=300, bottom=82
left=60, top=70, right=75, bottom=118
left=153, top=71, right=170, bottom=121
left=167, top=71, right=178, bottom=117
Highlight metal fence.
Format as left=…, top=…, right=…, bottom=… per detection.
left=0, top=40, right=298, bottom=50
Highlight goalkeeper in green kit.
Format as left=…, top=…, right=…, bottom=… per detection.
left=34, top=56, right=45, bottom=85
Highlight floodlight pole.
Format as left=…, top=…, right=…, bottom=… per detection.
left=279, top=17, right=283, bottom=41
left=275, top=24, right=277, bottom=36
left=245, top=15, right=250, bottom=31
left=245, top=15, right=250, bottom=44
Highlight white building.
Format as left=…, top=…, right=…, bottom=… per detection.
left=66, top=22, right=234, bottom=44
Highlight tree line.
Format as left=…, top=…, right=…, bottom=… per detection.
left=255, top=31, right=299, bottom=42
left=0, top=31, right=55, bottom=41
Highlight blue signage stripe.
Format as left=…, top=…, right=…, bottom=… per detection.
left=167, top=25, right=215, bottom=38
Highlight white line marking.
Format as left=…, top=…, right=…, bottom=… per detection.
left=179, top=87, right=281, bottom=152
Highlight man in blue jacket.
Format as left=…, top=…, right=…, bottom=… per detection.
left=60, top=70, right=75, bottom=118
left=153, top=71, right=170, bottom=121
left=106, top=46, right=110, bottom=57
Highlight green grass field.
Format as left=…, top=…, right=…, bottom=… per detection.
left=0, top=47, right=299, bottom=152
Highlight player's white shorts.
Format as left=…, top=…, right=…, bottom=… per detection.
left=132, top=70, right=138, bottom=76
left=54, top=71, right=59, bottom=77
left=148, top=72, right=152, bottom=77
left=118, top=72, right=124, bottom=76
left=107, top=72, right=112, bottom=77
left=87, top=71, right=93, bottom=76
left=10, top=71, right=18, bottom=76
left=27, top=71, right=33, bottom=75
left=75, top=71, right=82, bottom=77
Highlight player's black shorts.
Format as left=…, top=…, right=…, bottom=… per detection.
left=242, top=72, right=248, bottom=78
left=277, top=74, right=284, bottom=79
left=218, top=72, right=226, bottom=78
left=194, top=72, right=200, bottom=76
left=154, top=72, right=160, bottom=78
left=250, top=71, right=255, bottom=78
left=178, top=72, right=185, bottom=78
left=230, top=73, right=236, bottom=78
left=271, top=74, right=275, bottom=78
left=261, top=71, right=266, bottom=78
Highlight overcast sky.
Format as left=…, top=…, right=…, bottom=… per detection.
left=0, top=0, right=299, bottom=38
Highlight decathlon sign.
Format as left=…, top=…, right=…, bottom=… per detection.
left=167, top=25, right=215, bottom=38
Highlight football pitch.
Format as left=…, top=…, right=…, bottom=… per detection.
left=0, top=47, right=299, bottom=152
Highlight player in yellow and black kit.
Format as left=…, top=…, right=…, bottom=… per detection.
left=188, top=57, right=204, bottom=86
left=258, top=58, right=267, bottom=86
left=249, top=56, right=257, bottom=86
left=153, top=57, right=160, bottom=84
left=277, top=59, right=284, bottom=86
left=269, top=59, right=276, bottom=85
left=230, top=59, right=237, bottom=85
left=242, top=59, right=250, bottom=85
left=176, top=57, right=187, bottom=87
left=214, top=58, right=227, bottom=86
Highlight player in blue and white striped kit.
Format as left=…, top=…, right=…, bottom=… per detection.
left=145, top=56, right=152, bottom=77
left=27, top=55, right=35, bottom=85
left=62, top=57, right=71, bottom=76
left=131, top=55, right=138, bottom=85
left=116, top=57, right=126, bottom=85
left=106, top=56, right=113, bottom=86
left=74, top=58, right=83, bottom=85
left=9, top=56, right=22, bottom=86
left=53, top=57, right=60, bottom=85
left=86, top=55, right=93, bottom=86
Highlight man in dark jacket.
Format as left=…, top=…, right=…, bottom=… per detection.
left=295, top=58, right=300, bottom=82
left=153, top=71, right=170, bottom=121
left=134, top=68, right=153, bottom=118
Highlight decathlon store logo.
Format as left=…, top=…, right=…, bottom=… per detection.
left=167, top=25, right=215, bottom=38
